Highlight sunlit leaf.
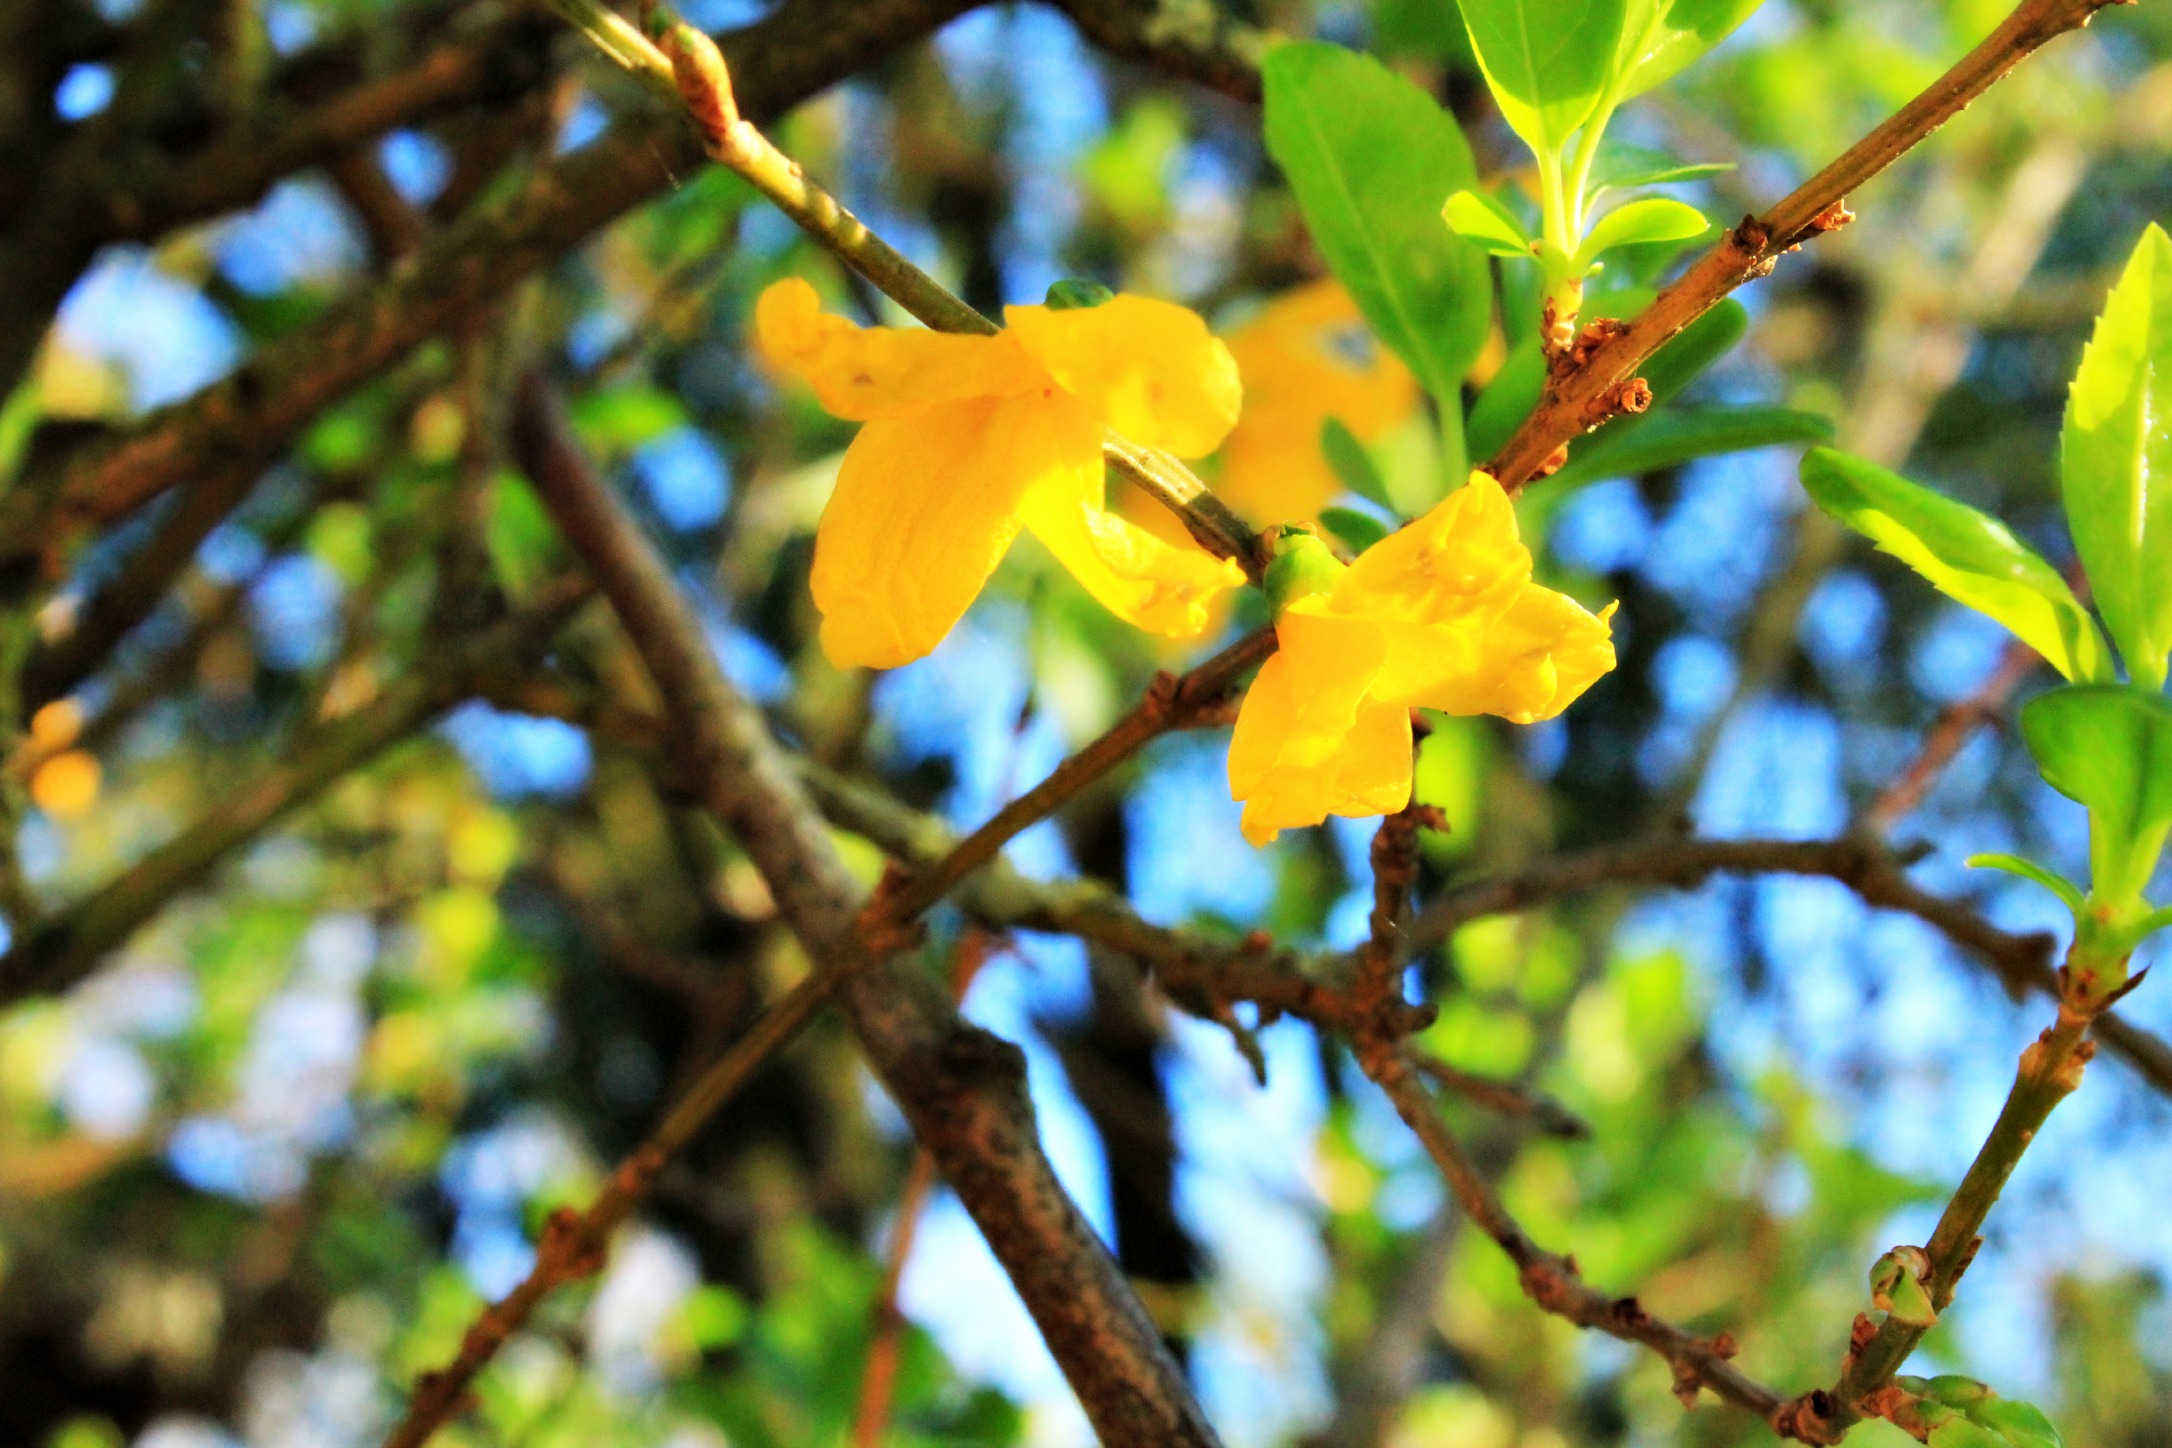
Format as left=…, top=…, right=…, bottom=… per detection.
left=1577, top=197, right=1712, bottom=265
left=1549, top=405, right=1830, bottom=490
left=1966, top=854, right=2087, bottom=918
left=2062, top=222, right=2172, bottom=689
left=1801, top=447, right=2113, bottom=685
left=2019, top=686, right=2172, bottom=895
left=1972, top=1399, right=2065, bottom=1448
left=1458, top=0, right=1629, bottom=157
left=1587, top=139, right=1735, bottom=196
left=1444, top=189, right=1534, bottom=258
left=1319, top=505, right=1390, bottom=555
left=1612, top=0, right=1766, bottom=100
left=1262, top=43, right=1492, bottom=402
left=1320, top=416, right=1395, bottom=510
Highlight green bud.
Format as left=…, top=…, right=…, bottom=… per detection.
left=1925, top=1377, right=1995, bottom=1410
left=1044, top=279, right=1115, bottom=310
left=1870, top=1246, right=1939, bottom=1328
left=1264, top=528, right=1345, bottom=616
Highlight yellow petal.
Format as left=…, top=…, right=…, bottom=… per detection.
left=1227, top=613, right=1410, bottom=845
left=1334, top=472, right=1530, bottom=627
left=755, top=277, right=1042, bottom=421
left=811, top=394, right=1083, bottom=669
left=1398, top=590, right=1618, bottom=723
left=1018, top=405, right=1246, bottom=638
left=1216, top=280, right=1419, bottom=525
left=1004, top=295, right=1241, bottom=457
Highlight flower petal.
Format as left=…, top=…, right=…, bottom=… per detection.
left=1018, top=408, right=1246, bottom=638
left=756, top=277, right=1042, bottom=421
left=1217, top=280, right=1420, bottom=525
left=1004, top=295, right=1242, bottom=457
left=1227, top=613, right=1409, bottom=845
left=811, top=394, right=1081, bottom=669
left=1334, top=472, right=1530, bottom=627
left=1397, top=590, right=1618, bottom=723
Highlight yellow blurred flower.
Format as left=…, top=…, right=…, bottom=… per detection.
left=1229, top=475, right=1616, bottom=845
left=1216, top=280, right=1419, bottom=527
left=31, top=751, right=101, bottom=819
left=755, top=277, right=1247, bottom=669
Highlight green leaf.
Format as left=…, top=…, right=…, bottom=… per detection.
left=2062, top=223, right=2172, bottom=690
left=1319, top=505, right=1391, bottom=555
left=1801, top=447, right=2113, bottom=685
left=1587, top=140, right=1735, bottom=197
left=1320, top=416, right=1395, bottom=510
left=1577, top=197, right=1712, bottom=265
left=1612, top=0, right=1765, bottom=101
left=489, top=469, right=564, bottom=600
left=569, top=385, right=688, bottom=456
left=1043, top=278, right=1114, bottom=309
left=1640, top=297, right=1747, bottom=404
left=1468, top=339, right=1546, bottom=462
left=2019, top=685, right=2172, bottom=900
left=1262, top=43, right=1492, bottom=402
left=1458, top=0, right=1629, bottom=158
left=1550, top=405, right=1831, bottom=490
left=1932, top=1420, right=2013, bottom=1448
left=1971, top=1400, right=2064, bottom=1448
left=1966, top=854, right=2087, bottom=918
left=1444, top=188, right=1534, bottom=258
left=1376, top=0, right=1479, bottom=64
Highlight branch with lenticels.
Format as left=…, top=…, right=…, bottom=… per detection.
left=1486, top=0, right=2133, bottom=489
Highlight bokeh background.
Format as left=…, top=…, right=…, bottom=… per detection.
left=3, top=1, right=2170, bottom=1446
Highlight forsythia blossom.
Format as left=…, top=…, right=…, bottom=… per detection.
left=1216, top=279, right=1419, bottom=527
left=1229, top=474, right=1617, bottom=845
left=756, top=277, right=1247, bottom=669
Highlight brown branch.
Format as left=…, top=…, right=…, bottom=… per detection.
left=795, top=757, right=1431, bottom=1040
left=1, top=0, right=986, bottom=567
left=1396, top=836, right=2172, bottom=1100
left=1411, top=1053, right=1590, bottom=1141
left=1051, top=0, right=1267, bottom=103
left=502, top=370, right=1222, bottom=1448
left=1485, top=0, right=2128, bottom=488
left=1859, top=636, right=2040, bottom=836
left=881, top=629, right=1271, bottom=922
left=1360, top=1043, right=1785, bottom=1425
left=0, top=576, right=593, bottom=1008
left=1351, top=801, right=1434, bottom=1029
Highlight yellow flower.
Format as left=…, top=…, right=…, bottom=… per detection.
left=1216, top=280, right=1419, bottom=527
left=755, top=278, right=1247, bottom=669
left=1228, top=475, right=1617, bottom=845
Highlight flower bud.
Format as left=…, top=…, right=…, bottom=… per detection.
left=1264, top=527, right=1344, bottom=616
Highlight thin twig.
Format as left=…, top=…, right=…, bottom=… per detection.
left=1858, top=637, right=2039, bottom=836
left=1411, top=1053, right=1589, bottom=1141
left=1395, top=835, right=2172, bottom=1100
left=1360, top=1043, right=1784, bottom=1424
left=379, top=962, right=841, bottom=1448
left=1782, top=960, right=2122, bottom=1441
left=1486, top=0, right=2128, bottom=487
left=1351, top=802, right=1435, bottom=1027
left=880, top=628, right=1273, bottom=923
